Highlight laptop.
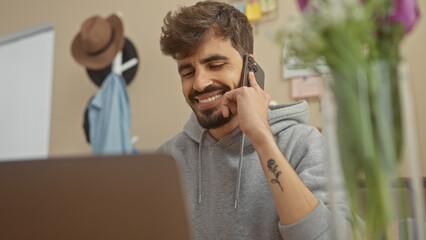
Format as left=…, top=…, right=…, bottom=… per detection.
left=0, top=153, right=193, bottom=240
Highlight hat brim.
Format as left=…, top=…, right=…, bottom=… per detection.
left=71, top=14, right=125, bottom=70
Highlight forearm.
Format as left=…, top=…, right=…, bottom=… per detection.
left=249, top=129, right=319, bottom=225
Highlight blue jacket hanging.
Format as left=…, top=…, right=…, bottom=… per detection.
left=88, top=73, right=132, bottom=154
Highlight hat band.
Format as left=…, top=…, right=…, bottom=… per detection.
left=88, top=29, right=115, bottom=56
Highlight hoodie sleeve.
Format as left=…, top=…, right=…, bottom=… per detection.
left=278, top=201, right=333, bottom=239
left=276, top=125, right=353, bottom=239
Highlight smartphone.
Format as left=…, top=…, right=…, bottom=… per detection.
left=240, top=54, right=265, bottom=90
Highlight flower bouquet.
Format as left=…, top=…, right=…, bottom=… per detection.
left=276, top=0, right=420, bottom=239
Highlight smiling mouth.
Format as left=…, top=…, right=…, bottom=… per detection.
left=198, top=94, right=223, bottom=104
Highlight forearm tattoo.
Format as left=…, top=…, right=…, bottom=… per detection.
left=267, top=159, right=284, bottom=192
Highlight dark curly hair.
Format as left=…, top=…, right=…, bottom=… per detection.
left=160, top=1, right=253, bottom=59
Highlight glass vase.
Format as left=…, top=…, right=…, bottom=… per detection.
left=323, top=59, right=413, bottom=239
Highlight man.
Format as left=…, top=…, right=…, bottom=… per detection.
left=157, top=1, right=351, bottom=239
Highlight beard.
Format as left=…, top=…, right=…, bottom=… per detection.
left=188, top=84, right=234, bottom=129
left=191, top=105, right=234, bottom=129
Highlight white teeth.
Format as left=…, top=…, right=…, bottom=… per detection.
left=199, top=94, right=222, bottom=104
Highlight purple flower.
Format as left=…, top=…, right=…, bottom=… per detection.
left=296, top=0, right=309, bottom=12
left=294, top=0, right=420, bottom=32
left=389, top=0, right=420, bottom=33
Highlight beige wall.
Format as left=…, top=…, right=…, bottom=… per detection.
left=1, top=0, right=424, bottom=176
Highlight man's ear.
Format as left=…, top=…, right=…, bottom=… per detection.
left=249, top=54, right=255, bottom=60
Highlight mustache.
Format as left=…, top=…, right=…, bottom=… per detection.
left=189, top=85, right=230, bottom=102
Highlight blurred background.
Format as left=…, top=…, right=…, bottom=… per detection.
left=0, top=0, right=424, bottom=177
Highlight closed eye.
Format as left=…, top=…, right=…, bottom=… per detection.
left=210, top=63, right=225, bottom=70
left=182, top=70, right=194, bottom=78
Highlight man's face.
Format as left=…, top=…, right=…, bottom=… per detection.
left=177, top=34, right=243, bottom=129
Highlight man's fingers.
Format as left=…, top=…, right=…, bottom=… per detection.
left=221, top=92, right=233, bottom=118
left=222, top=104, right=230, bottom=118
left=248, top=72, right=259, bottom=89
left=221, top=96, right=230, bottom=118
left=221, top=91, right=238, bottom=118
left=228, top=102, right=238, bottom=115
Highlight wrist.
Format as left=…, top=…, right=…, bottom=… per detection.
left=246, top=126, right=275, bottom=149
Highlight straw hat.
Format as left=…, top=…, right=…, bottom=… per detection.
left=71, top=14, right=125, bottom=70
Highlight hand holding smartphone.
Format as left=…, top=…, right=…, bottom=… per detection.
left=240, top=54, right=265, bottom=89
left=221, top=54, right=267, bottom=119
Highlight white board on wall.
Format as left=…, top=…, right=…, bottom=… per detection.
left=0, top=22, right=55, bottom=161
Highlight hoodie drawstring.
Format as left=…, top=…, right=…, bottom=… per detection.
left=234, top=133, right=245, bottom=209
left=198, top=130, right=207, bottom=204
left=197, top=130, right=245, bottom=209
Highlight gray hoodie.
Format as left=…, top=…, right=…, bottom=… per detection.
left=157, top=101, right=351, bottom=239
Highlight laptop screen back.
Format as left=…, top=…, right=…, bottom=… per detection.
left=0, top=153, right=193, bottom=240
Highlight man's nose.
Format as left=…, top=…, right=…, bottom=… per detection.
left=193, top=69, right=213, bottom=92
